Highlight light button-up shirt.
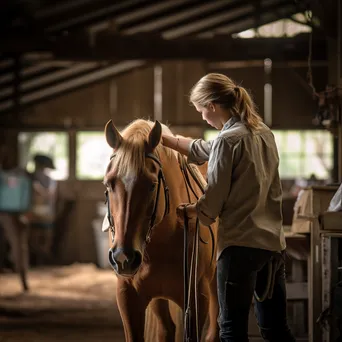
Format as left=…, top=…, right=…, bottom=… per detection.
left=188, top=116, right=286, bottom=259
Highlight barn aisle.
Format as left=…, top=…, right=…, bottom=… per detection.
left=0, top=264, right=309, bottom=341
left=0, top=264, right=186, bottom=342
left=0, top=327, right=125, bottom=342
left=0, top=264, right=125, bottom=341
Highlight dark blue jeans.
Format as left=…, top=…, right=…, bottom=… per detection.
left=217, top=246, right=296, bottom=342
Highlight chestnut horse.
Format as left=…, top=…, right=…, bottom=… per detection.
left=103, top=119, right=219, bottom=342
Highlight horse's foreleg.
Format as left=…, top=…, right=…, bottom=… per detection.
left=116, top=282, right=148, bottom=342
left=149, top=298, right=176, bottom=342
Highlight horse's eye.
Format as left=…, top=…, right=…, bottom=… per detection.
left=104, top=189, right=109, bottom=203
left=105, top=180, right=115, bottom=192
left=150, top=183, right=157, bottom=192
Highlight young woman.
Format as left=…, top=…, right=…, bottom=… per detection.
left=162, top=73, right=295, bottom=342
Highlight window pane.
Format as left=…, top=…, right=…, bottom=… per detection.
left=283, top=131, right=302, bottom=154
left=204, top=130, right=219, bottom=141
left=279, top=157, right=303, bottom=179
left=76, top=132, right=113, bottom=180
left=273, top=129, right=333, bottom=180
left=18, top=132, right=69, bottom=180
left=273, top=131, right=282, bottom=151
left=324, top=134, right=334, bottom=154
left=303, top=134, right=316, bottom=154
left=302, top=155, right=332, bottom=179
left=303, top=130, right=333, bottom=155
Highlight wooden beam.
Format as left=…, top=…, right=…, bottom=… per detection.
left=121, top=1, right=234, bottom=35
left=57, top=33, right=328, bottom=62
left=1, top=32, right=327, bottom=62
left=35, top=0, right=150, bottom=33
left=0, top=60, right=146, bottom=113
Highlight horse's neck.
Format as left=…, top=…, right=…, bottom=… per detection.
left=148, top=152, right=204, bottom=246
left=162, top=152, right=205, bottom=205
left=160, top=151, right=180, bottom=186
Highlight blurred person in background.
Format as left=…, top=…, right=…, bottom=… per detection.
left=28, top=154, right=57, bottom=265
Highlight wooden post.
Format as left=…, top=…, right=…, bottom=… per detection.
left=338, top=0, right=342, bottom=182
left=291, top=258, right=307, bottom=336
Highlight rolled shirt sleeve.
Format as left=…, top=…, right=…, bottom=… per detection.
left=187, top=139, right=214, bottom=165
left=196, top=137, right=235, bottom=226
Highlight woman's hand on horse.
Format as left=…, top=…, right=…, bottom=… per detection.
left=176, top=203, right=197, bottom=220
left=161, top=133, right=173, bottom=148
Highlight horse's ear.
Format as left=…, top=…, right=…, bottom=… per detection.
left=105, top=119, right=122, bottom=150
left=147, top=120, right=162, bottom=152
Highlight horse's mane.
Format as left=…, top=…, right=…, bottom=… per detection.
left=111, top=119, right=173, bottom=178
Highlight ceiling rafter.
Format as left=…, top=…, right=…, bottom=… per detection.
left=43, top=0, right=152, bottom=33
left=0, top=0, right=316, bottom=116
left=161, top=3, right=254, bottom=39
left=119, top=1, right=236, bottom=34
left=0, top=60, right=145, bottom=114
left=35, top=0, right=107, bottom=19
left=115, top=0, right=195, bottom=26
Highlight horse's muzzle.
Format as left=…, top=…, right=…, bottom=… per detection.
left=108, top=247, right=142, bottom=276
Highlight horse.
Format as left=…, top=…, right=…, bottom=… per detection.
left=103, top=118, right=219, bottom=342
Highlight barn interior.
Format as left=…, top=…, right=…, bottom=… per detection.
left=0, top=0, right=341, bottom=341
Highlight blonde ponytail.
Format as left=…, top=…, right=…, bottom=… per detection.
left=189, top=73, right=263, bottom=131
left=234, top=86, right=262, bottom=130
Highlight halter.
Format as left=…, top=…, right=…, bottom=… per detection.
left=104, top=152, right=170, bottom=245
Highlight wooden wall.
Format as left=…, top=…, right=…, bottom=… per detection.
left=161, top=60, right=206, bottom=124
left=212, top=65, right=328, bottom=129
left=19, top=60, right=206, bottom=129
left=17, top=67, right=155, bottom=128
left=22, top=81, right=111, bottom=127
left=17, top=61, right=327, bottom=130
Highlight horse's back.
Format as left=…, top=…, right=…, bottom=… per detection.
left=195, top=162, right=208, bottom=181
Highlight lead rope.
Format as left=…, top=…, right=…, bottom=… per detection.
left=194, top=217, right=200, bottom=341
left=254, top=254, right=282, bottom=302
left=254, top=260, right=273, bottom=302
left=183, top=207, right=191, bottom=341
left=179, top=154, right=200, bottom=342
left=183, top=206, right=200, bottom=342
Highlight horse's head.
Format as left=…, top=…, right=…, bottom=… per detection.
left=103, top=119, right=170, bottom=277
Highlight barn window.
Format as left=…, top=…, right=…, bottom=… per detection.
left=204, top=129, right=334, bottom=180
left=18, top=132, right=69, bottom=180
left=273, top=130, right=333, bottom=180
left=76, top=132, right=113, bottom=180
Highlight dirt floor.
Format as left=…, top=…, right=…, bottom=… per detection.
left=0, top=264, right=186, bottom=342
left=0, top=327, right=125, bottom=342
left=0, top=264, right=307, bottom=342
left=0, top=264, right=122, bottom=326
left=0, top=264, right=125, bottom=341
